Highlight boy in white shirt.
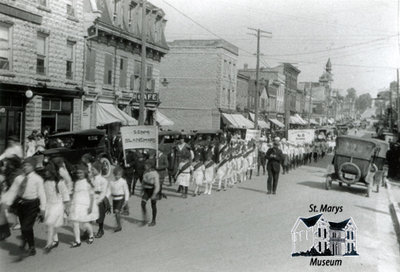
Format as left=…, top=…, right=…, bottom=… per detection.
left=107, top=167, right=129, bottom=232
left=92, top=162, right=110, bottom=238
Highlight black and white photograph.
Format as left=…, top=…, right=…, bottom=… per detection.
left=0, top=0, right=400, bottom=271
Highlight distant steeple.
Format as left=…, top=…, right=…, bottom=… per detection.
left=326, top=58, right=332, bottom=73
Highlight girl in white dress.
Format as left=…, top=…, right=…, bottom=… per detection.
left=203, top=155, right=215, bottom=195
left=69, top=164, right=98, bottom=248
left=43, top=163, right=70, bottom=252
left=25, top=135, right=36, bottom=158
left=192, top=160, right=205, bottom=196
left=175, top=155, right=193, bottom=198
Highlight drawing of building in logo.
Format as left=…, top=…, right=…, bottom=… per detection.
left=291, top=214, right=358, bottom=256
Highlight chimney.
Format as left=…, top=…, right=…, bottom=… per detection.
left=243, top=63, right=248, bottom=70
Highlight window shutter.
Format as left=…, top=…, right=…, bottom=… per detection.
left=130, top=74, right=135, bottom=90
left=104, top=54, right=113, bottom=84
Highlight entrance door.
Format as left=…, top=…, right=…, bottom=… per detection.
left=0, top=109, right=23, bottom=153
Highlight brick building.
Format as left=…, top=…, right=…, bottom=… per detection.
left=0, top=0, right=86, bottom=153
left=238, top=66, right=286, bottom=129
left=158, top=39, right=239, bottom=131
left=236, top=72, right=250, bottom=112
left=82, top=0, right=168, bottom=130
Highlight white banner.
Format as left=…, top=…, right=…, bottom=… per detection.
left=288, top=129, right=315, bottom=144
left=245, top=129, right=261, bottom=142
left=120, top=126, right=158, bottom=151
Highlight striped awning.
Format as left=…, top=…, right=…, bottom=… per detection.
left=222, top=113, right=254, bottom=129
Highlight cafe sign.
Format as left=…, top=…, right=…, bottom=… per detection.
left=131, top=92, right=159, bottom=102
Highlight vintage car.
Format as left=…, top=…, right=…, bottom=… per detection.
left=325, top=136, right=380, bottom=197
left=35, top=129, right=113, bottom=177
left=193, top=129, right=223, bottom=146
left=371, top=139, right=389, bottom=192
left=158, top=130, right=181, bottom=154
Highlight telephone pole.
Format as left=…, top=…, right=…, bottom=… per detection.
left=308, top=83, right=313, bottom=128
left=247, top=28, right=271, bottom=130
left=138, top=0, right=147, bottom=125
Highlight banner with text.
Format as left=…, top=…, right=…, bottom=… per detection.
left=245, top=129, right=261, bottom=142
left=120, top=126, right=158, bottom=151
left=288, top=129, right=315, bottom=144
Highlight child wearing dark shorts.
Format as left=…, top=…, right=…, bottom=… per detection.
left=107, top=167, right=129, bottom=232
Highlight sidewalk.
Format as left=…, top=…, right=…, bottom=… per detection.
left=387, top=179, right=400, bottom=246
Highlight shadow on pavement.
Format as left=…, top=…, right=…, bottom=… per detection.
left=237, top=186, right=266, bottom=194
left=354, top=205, right=390, bottom=215
left=298, top=181, right=368, bottom=197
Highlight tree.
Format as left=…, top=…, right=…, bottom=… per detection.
left=355, top=93, right=372, bottom=113
left=346, top=88, right=357, bottom=101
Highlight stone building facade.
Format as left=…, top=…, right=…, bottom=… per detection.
left=0, top=0, right=86, bottom=152
left=82, top=0, right=168, bottom=130
left=158, top=39, right=238, bottom=131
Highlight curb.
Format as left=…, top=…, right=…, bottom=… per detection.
left=386, top=181, right=400, bottom=245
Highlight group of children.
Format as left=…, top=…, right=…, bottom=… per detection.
left=174, top=141, right=258, bottom=198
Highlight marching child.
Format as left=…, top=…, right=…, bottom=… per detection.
left=216, top=153, right=229, bottom=191
left=175, top=153, right=193, bottom=198
left=92, top=162, right=110, bottom=238
left=203, top=154, right=215, bottom=195
left=108, top=166, right=129, bottom=232
left=43, top=162, right=70, bottom=253
left=192, top=156, right=205, bottom=196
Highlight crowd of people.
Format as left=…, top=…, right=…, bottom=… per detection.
left=0, top=130, right=332, bottom=258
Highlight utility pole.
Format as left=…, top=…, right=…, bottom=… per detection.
left=138, top=0, right=147, bottom=125
left=247, top=28, right=271, bottom=130
left=308, top=83, right=313, bottom=128
left=397, top=69, right=400, bottom=133
left=390, top=77, right=393, bottom=132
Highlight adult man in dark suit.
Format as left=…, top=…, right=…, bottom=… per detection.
left=265, top=137, right=284, bottom=195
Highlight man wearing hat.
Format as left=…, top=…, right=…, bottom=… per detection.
left=5, top=157, right=46, bottom=256
left=266, top=138, right=284, bottom=195
left=0, top=135, right=23, bottom=161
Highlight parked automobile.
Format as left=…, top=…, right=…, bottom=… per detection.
left=35, top=129, right=113, bottom=177
left=325, top=136, right=379, bottom=197
left=193, top=129, right=223, bottom=146
left=158, top=130, right=181, bottom=154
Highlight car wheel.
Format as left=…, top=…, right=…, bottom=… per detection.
left=100, top=157, right=112, bottom=177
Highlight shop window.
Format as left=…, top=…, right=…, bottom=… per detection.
left=0, top=24, right=11, bottom=70
left=42, top=98, right=73, bottom=133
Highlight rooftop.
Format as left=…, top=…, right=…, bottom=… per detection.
left=167, top=39, right=239, bottom=55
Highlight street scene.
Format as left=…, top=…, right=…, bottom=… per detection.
left=1, top=0, right=400, bottom=271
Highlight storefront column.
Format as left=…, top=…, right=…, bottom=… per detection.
left=73, top=98, right=82, bottom=131
left=25, top=95, right=42, bottom=142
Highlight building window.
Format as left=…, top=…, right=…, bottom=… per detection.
left=119, top=57, right=127, bottom=87
left=66, top=0, right=75, bottom=17
left=132, top=60, right=141, bottom=91
left=332, top=232, right=336, bottom=238
left=66, top=41, right=75, bottom=79
left=324, top=229, right=326, bottom=238
left=318, top=228, right=321, bottom=237
left=103, top=53, right=113, bottom=85
left=85, top=48, right=96, bottom=82
left=318, top=242, right=321, bottom=252
left=0, top=24, right=11, bottom=70
left=351, top=232, right=354, bottom=240
left=324, top=242, right=327, bottom=251
left=36, top=33, right=48, bottom=75
left=347, top=231, right=350, bottom=239
left=352, top=243, right=354, bottom=251
left=146, top=64, right=153, bottom=91
left=347, top=243, right=350, bottom=252
left=227, top=89, right=231, bottom=107
left=42, top=98, right=73, bottom=134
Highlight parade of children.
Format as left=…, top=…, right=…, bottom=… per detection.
left=0, top=132, right=326, bottom=258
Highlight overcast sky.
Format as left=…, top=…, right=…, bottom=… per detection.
left=151, top=0, right=398, bottom=97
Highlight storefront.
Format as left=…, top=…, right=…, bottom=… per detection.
left=0, top=92, right=24, bottom=153
left=41, top=97, right=74, bottom=134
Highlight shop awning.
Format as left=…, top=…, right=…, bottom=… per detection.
left=96, top=103, right=138, bottom=127
left=290, top=115, right=302, bottom=125
left=222, top=113, right=254, bottom=129
left=310, top=118, right=318, bottom=125
left=249, top=113, right=270, bottom=129
left=156, top=110, right=174, bottom=126
left=269, top=118, right=285, bottom=128
left=327, top=118, right=335, bottom=125
left=295, top=114, right=308, bottom=125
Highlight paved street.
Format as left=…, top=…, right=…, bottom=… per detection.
left=1, top=153, right=399, bottom=272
